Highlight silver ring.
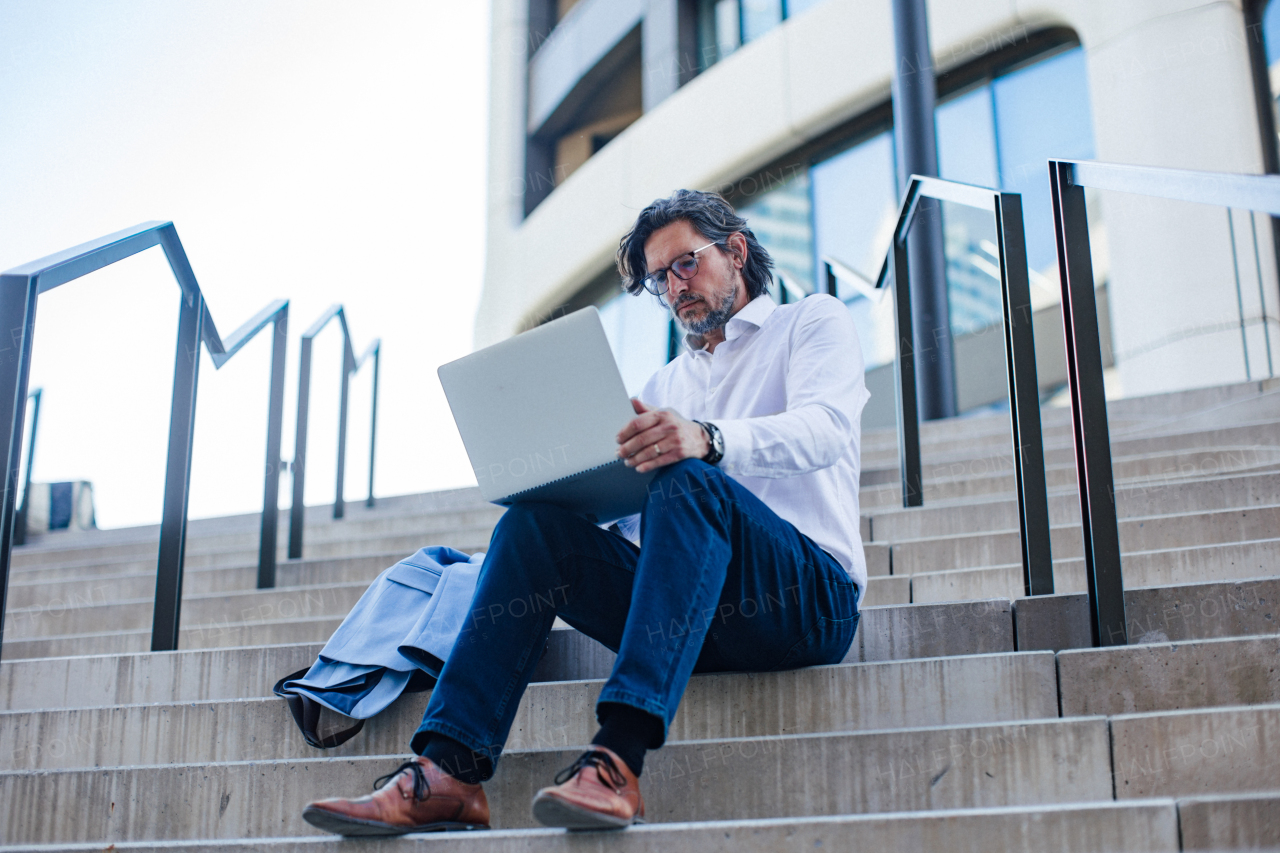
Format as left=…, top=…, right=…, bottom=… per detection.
left=653, top=443, right=662, bottom=457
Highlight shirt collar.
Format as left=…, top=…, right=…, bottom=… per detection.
left=682, top=294, right=777, bottom=352
left=724, top=294, right=777, bottom=341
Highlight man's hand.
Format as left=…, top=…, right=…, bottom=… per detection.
left=617, top=398, right=710, bottom=473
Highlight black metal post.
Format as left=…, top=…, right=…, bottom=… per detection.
left=289, top=335, right=313, bottom=560
left=0, top=277, right=39, bottom=664
left=366, top=345, right=379, bottom=508
left=995, top=194, right=1054, bottom=595
left=257, top=310, right=288, bottom=588
left=288, top=307, right=377, bottom=557
left=151, top=290, right=203, bottom=652
left=333, top=346, right=352, bottom=520
left=891, top=234, right=924, bottom=507
left=1049, top=161, right=1126, bottom=646
left=889, top=0, right=956, bottom=420
left=14, top=388, right=42, bottom=547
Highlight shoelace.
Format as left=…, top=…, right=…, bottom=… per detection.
left=373, top=760, right=431, bottom=802
left=553, top=749, right=627, bottom=792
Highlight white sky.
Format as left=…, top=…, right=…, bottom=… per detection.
left=0, top=1, right=491, bottom=528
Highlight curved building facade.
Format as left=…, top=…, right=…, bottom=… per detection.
left=480, top=0, right=1280, bottom=425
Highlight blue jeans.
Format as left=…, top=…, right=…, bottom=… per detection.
left=412, top=460, right=860, bottom=762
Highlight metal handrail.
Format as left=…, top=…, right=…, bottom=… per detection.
left=13, top=388, right=42, bottom=547
left=823, top=255, right=880, bottom=302
left=0, top=221, right=289, bottom=660
left=875, top=175, right=1054, bottom=597
left=287, top=305, right=379, bottom=560
left=1047, top=158, right=1280, bottom=646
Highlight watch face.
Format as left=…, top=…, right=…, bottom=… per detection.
left=704, top=422, right=724, bottom=463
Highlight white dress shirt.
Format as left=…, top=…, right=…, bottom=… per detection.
left=629, top=293, right=870, bottom=589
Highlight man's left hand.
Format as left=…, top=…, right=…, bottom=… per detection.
left=617, top=398, right=710, bottom=473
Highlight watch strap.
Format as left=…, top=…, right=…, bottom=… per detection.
left=695, top=420, right=724, bottom=465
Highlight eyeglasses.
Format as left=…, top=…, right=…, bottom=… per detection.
left=641, top=241, right=721, bottom=296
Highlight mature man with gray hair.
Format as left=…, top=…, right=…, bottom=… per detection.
left=303, top=189, right=870, bottom=834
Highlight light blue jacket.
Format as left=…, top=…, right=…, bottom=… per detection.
left=281, top=546, right=483, bottom=719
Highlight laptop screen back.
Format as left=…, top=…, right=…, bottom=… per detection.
left=437, top=307, right=638, bottom=501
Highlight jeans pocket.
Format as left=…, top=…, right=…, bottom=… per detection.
left=772, top=612, right=861, bottom=671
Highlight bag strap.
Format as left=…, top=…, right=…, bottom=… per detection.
left=273, top=668, right=366, bottom=749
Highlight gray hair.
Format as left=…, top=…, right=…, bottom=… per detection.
left=616, top=189, right=774, bottom=299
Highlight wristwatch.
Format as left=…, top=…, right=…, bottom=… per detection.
left=695, top=420, right=724, bottom=465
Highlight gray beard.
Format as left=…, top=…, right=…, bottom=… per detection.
left=674, top=288, right=737, bottom=335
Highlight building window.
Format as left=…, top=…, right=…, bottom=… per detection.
left=1256, top=1, right=1280, bottom=156
left=935, top=86, right=1002, bottom=337
left=698, top=0, right=740, bottom=68
left=934, top=44, right=1096, bottom=409
left=697, top=0, right=824, bottom=70
left=551, top=57, right=644, bottom=186
left=810, top=131, right=901, bottom=369
left=741, top=0, right=784, bottom=43
left=785, top=0, right=826, bottom=17
left=930, top=44, right=1097, bottom=348
left=524, top=27, right=644, bottom=215
left=739, top=172, right=815, bottom=304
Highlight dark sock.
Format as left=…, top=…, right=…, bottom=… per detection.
left=420, top=734, right=494, bottom=785
left=591, top=703, right=664, bottom=778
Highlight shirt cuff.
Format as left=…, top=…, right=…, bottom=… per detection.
left=711, top=418, right=752, bottom=477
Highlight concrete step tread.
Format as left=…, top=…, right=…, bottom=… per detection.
left=859, top=454, right=1280, bottom=504
left=0, top=708, right=1117, bottom=760
left=0, top=713, right=1208, bottom=842
left=11, top=515, right=494, bottom=561
left=0, top=595, right=1013, bottom=704
left=917, top=554, right=1280, bottom=614
left=1055, top=634, right=1280, bottom=716
left=0, top=614, right=345, bottom=660
left=9, top=522, right=498, bottom=570
left=862, top=470, right=1280, bottom=542
left=7, top=550, right=414, bottom=587
left=6, top=578, right=376, bottom=616
left=921, top=535, right=1280, bottom=571
left=1107, top=698, right=1280, bottom=722
left=0, top=800, right=1182, bottom=852
left=890, top=507, right=1280, bottom=576
left=14, top=516, right=1278, bottom=626
left=0, top=649, right=1049, bottom=712
left=884, top=502, right=1280, bottom=546
left=907, top=537, right=1280, bottom=586
left=10, top=645, right=1280, bottom=768
left=3, top=708, right=1231, bottom=776
left=1109, top=702, right=1280, bottom=801
left=5, top=552, right=427, bottom=596
left=12, top=495, right=498, bottom=550
left=7, top=576, right=1274, bottom=697
left=0, top=652, right=1062, bottom=769
left=3, top=703, right=1274, bottom=841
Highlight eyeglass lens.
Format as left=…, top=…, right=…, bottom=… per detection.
left=648, top=253, right=700, bottom=293
left=671, top=256, right=699, bottom=280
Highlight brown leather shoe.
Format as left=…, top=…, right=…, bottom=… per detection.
left=531, top=746, right=645, bottom=830
left=302, top=756, right=490, bottom=836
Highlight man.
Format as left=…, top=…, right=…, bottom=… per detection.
left=302, top=189, right=869, bottom=835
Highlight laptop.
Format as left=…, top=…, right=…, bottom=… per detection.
left=437, top=306, right=659, bottom=524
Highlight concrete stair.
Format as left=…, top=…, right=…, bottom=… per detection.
left=2, top=378, right=1279, bottom=850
